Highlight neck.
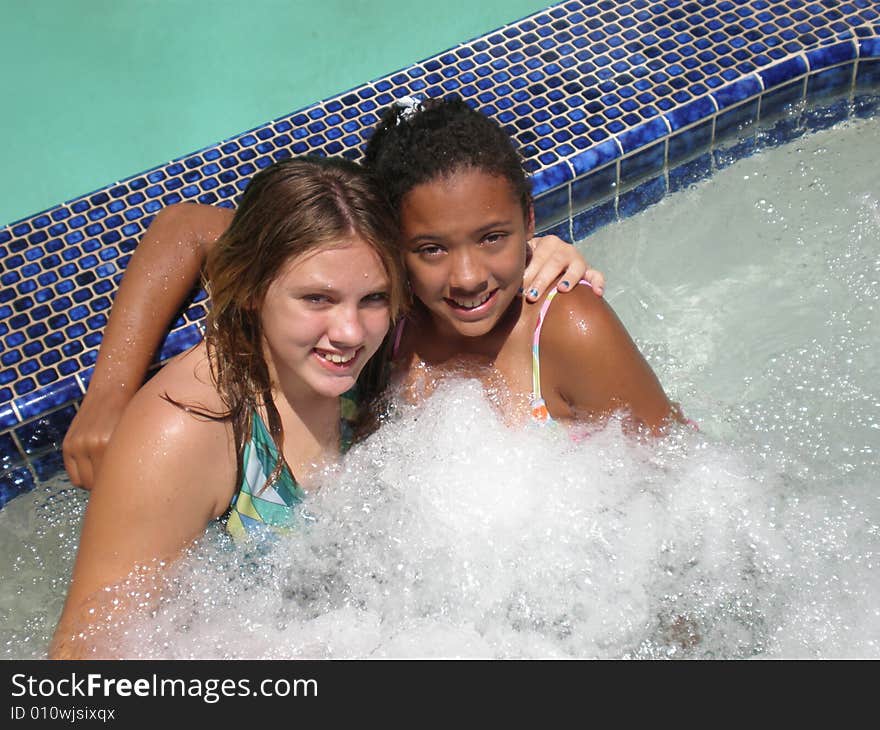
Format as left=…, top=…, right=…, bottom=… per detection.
left=263, top=351, right=343, bottom=455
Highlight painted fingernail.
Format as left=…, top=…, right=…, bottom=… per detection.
left=560, top=280, right=570, bottom=289
left=528, top=288, right=539, bottom=298
left=518, top=286, right=524, bottom=294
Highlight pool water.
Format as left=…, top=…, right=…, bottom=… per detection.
left=1, top=112, right=878, bottom=660
left=587, top=111, right=879, bottom=495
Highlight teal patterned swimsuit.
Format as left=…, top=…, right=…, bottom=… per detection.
left=225, top=389, right=358, bottom=538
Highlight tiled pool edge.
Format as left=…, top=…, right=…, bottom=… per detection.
left=2, top=1, right=880, bottom=505
left=533, top=35, right=880, bottom=242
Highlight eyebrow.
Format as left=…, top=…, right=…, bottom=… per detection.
left=407, top=218, right=517, bottom=243
left=286, top=281, right=390, bottom=296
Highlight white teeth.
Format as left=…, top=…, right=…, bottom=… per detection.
left=450, top=291, right=492, bottom=309
left=317, top=351, right=356, bottom=364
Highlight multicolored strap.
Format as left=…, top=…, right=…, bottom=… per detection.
left=530, top=289, right=560, bottom=422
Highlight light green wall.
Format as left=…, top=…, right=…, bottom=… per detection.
left=0, top=0, right=552, bottom=227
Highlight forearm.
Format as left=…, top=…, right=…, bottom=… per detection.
left=63, top=203, right=231, bottom=488
left=86, top=203, right=223, bottom=399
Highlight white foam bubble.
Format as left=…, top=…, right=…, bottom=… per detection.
left=101, top=377, right=877, bottom=659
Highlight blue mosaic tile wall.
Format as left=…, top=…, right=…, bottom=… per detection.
left=2, top=0, right=880, bottom=506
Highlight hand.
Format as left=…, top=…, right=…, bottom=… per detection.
left=523, top=235, right=605, bottom=302
left=62, top=389, right=131, bottom=490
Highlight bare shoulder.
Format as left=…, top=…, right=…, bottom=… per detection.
left=539, top=282, right=629, bottom=352
left=103, top=341, right=236, bottom=516
left=135, top=341, right=227, bottom=421
left=51, top=342, right=236, bottom=658
left=537, top=285, right=676, bottom=431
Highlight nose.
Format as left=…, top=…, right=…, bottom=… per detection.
left=327, top=303, right=365, bottom=347
left=448, top=248, right=487, bottom=294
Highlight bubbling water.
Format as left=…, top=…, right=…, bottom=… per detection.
left=1, top=109, right=878, bottom=659
left=111, top=378, right=875, bottom=659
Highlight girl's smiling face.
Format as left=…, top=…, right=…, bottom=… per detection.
left=260, top=235, right=392, bottom=399
left=400, top=168, right=533, bottom=340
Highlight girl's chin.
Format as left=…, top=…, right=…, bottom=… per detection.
left=310, top=376, right=359, bottom=398
left=434, top=313, right=501, bottom=339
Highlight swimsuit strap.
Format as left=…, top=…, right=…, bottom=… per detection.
left=226, top=409, right=305, bottom=538
left=530, top=289, right=560, bottom=421
left=391, top=317, right=407, bottom=359
left=530, top=280, right=593, bottom=422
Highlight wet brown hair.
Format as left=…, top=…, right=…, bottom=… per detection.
left=201, top=155, right=404, bottom=490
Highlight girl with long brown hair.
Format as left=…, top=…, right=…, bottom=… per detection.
left=50, top=156, right=405, bottom=658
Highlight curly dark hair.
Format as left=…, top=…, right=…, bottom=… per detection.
left=362, top=96, right=532, bottom=218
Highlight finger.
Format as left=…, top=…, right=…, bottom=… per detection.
left=78, top=456, right=95, bottom=491
left=522, top=237, right=550, bottom=282
left=62, top=429, right=81, bottom=484
left=63, top=447, right=83, bottom=489
left=522, top=237, right=568, bottom=302
left=522, top=253, right=564, bottom=302
left=82, top=436, right=110, bottom=490
left=579, top=268, right=606, bottom=297
left=549, top=262, right=582, bottom=298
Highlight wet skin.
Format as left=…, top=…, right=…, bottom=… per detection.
left=260, top=236, right=393, bottom=402
left=394, top=167, right=678, bottom=431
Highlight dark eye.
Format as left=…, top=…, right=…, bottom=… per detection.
left=361, top=292, right=390, bottom=306
left=483, top=232, right=508, bottom=245
left=416, top=244, right=445, bottom=257
left=303, top=294, right=330, bottom=304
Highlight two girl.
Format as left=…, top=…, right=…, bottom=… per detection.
left=52, top=96, right=682, bottom=657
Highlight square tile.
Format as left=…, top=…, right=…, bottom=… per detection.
left=572, top=200, right=617, bottom=242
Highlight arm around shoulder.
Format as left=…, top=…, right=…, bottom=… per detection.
left=540, top=286, right=681, bottom=434
left=63, top=203, right=234, bottom=489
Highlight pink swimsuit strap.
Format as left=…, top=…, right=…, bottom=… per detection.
left=530, top=280, right=593, bottom=421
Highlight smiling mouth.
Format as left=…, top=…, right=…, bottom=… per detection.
left=314, top=348, right=360, bottom=366
left=444, top=289, right=496, bottom=311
